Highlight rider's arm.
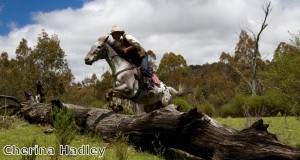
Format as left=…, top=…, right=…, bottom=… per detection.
left=123, top=46, right=135, bottom=54
left=123, top=34, right=143, bottom=54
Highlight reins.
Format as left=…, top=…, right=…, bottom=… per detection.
left=103, top=42, right=136, bottom=79
left=102, top=39, right=144, bottom=100
left=112, top=66, right=136, bottom=79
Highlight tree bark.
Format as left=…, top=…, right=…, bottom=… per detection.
left=250, top=2, right=272, bottom=96
left=12, top=100, right=300, bottom=160
left=0, top=95, right=21, bottom=105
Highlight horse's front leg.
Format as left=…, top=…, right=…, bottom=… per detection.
left=105, top=83, right=132, bottom=112
left=105, top=88, right=123, bottom=112
left=112, top=80, right=136, bottom=99
left=105, top=88, right=115, bottom=110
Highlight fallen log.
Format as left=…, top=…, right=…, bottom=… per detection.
left=13, top=99, right=300, bottom=160
left=0, top=95, right=21, bottom=105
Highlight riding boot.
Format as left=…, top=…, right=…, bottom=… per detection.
left=148, top=77, right=155, bottom=89
left=147, top=78, right=156, bottom=96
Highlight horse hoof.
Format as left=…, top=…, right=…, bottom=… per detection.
left=112, top=107, right=119, bottom=113
left=117, top=105, right=123, bottom=112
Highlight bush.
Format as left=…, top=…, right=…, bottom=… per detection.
left=277, top=112, right=282, bottom=117
left=197, top=103, right=216, bottom=117
left=0, top=116, right=16, bottom=129
left=114, top=132, right=129, bottom=160
left=172, top=98, right=192, bottom=112
left=296, top=143, right=300, bottom=149
left=220, top=92, right=295, bottom=117
left=242, top=95, right=263, bottom=116
left=51, top=106, right=77, bottom=146
left=228, top=94, right=245, bottom=117
left=219, top=104, right=235, bottom=117
left=50, top=105, right=77, bottom=159
left=260, top=92, right=291, bottom=115
left=247, top=92, right=293, bottom=116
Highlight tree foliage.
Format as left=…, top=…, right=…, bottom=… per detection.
left=262, top=31, right=300, bottom=116
left=27, top=31, right=73, bottom=99
left=15, top=38, right=32, bottom=96
left=189, top=63, right=237, bottom=108
left=0, top=30, right=73, bottom=101
left=220, top=30, right=267, bottom=96
left=157, top=52, right=191, bottom=87
left=0, top=27, right=299, bottom=117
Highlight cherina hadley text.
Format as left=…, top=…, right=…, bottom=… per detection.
left=3, top=144, right=106, bottom=157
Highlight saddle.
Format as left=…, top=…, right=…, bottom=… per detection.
left=134, top=67, right=160, bottom=90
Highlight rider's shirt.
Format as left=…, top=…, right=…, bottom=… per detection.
left=122, top=34, right=141, bottom=50
left=110, top=34, right=146, bottom=67
left=111, top=34, right=145, bottom=57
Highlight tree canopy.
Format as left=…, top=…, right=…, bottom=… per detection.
left=0, top=29, right=299, bottom=117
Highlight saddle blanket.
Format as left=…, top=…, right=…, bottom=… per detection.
left=152, top=74, right=159, bottom=85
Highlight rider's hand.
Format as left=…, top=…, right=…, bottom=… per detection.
left=123, top=48, right=129, bottom=54
left=123, top=46, right=134, bottom=54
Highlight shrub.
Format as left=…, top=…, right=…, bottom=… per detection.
left=51, top=106, right=77, bottom=146
left=122, top=105, right=134, bottom=115
left=0, top=116, right=16, bottom=129
left=260, top=92, right=291, bottom=115
left=197, top=103, right=216, bottom=117
left=248, top=92, right=294, bottom=116
left=114, top=132, right=129, bottom=160
left=219, top=104, right=235, bottom=117
left=296, top=143, right=300, bottom=149
left=242, top=95, right=263, bottom=116
left=221, top=92, right=295, bottom=117
left=50, top=105, right=77, bottom=159
left=172, top=98, right=192, bottom=112
left=277, top=112, right=282, bottom=117
left=229, top=94, right=245, bottom=117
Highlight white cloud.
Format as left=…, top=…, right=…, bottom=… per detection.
left=7, top=21, right=18, bottom=30
left=0, top=0, right=300, bottom=82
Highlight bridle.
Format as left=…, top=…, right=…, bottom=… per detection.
left=97, top=39, right=136, bottom=81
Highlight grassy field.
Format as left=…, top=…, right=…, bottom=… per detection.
left=0, top=116, right=299, bottom=160
left=216, top=116, right=300, bottom=147
left=0, top=117, right=162, bottom=160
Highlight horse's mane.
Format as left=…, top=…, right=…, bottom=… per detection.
left=100, top=36, right=128, bottom=57
left=98, top=36, right=108, bottom=42
left=97, top=36, right=131, bottom=64
left=98, top=36, right=117, bottom=50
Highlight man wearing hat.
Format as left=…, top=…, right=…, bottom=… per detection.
left=109, top=26, right=155, bottom=93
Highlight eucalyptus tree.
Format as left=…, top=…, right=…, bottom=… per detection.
left=27, top=30, right=73, bottom=100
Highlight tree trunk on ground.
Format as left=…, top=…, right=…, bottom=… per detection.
left=10, top=99, right=300, bottom=160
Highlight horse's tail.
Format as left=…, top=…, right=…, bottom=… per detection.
left=167, top=84, right=185, bottom=96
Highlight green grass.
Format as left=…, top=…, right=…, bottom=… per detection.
left=1, top=116, right=299, bottom=159
left=0, top=117, right=163, bottom=160
left=216, top=116, right=300, bottom=147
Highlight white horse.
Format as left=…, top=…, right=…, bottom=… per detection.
left=84, top=36, right=184, bottom=113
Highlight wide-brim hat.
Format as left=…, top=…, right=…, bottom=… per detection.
left=109, top=26, right=125, bottom=34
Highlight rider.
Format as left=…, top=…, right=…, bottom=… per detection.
left=109, top=26, right=155, bottom=93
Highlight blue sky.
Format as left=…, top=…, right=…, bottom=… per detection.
left=0, top=0, right=84, bottom=35
left=0, top=0, right=299, bottom=81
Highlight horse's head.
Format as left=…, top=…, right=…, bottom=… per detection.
left=85, top=36, right=109, bottom=65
